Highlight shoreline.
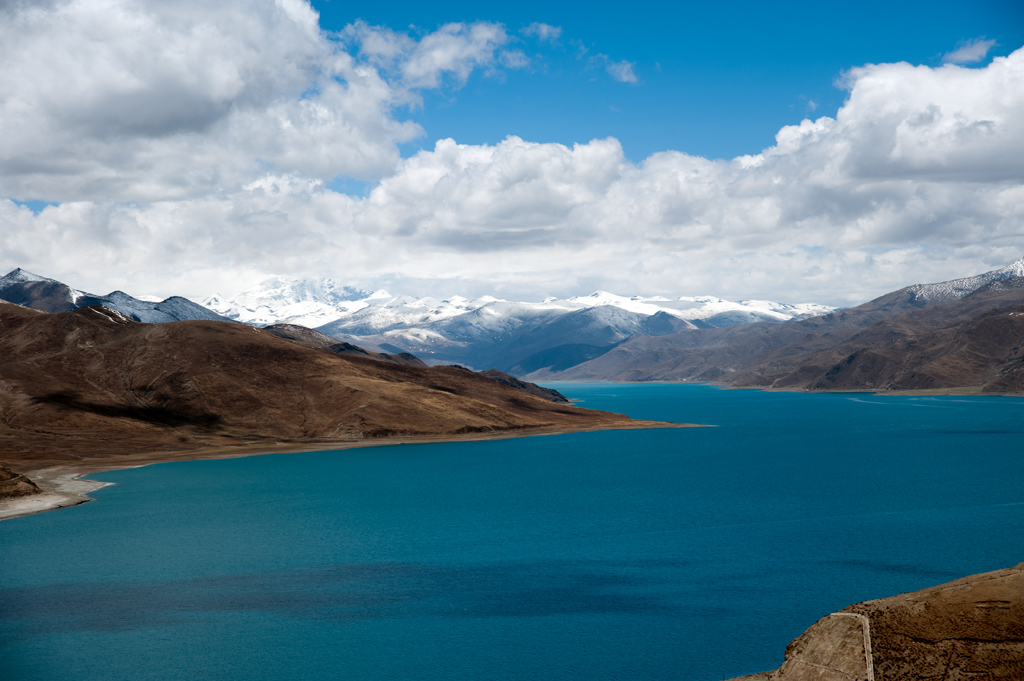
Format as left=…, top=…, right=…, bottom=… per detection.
left=543, top=379, right=1022, bottom=397
left=0, top=420, right=697, bottom=523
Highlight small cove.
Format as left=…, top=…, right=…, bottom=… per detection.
left=2, top=383, right=1023, bottom=681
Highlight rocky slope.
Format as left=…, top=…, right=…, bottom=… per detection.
left=0, top=302, right=670, bottom=481
left=733, top=562, right=1024, bottom=681
left=477, top=369, right=570, bottom=403
left=0, top=465, right=42, bottom=500
left=539, top=260, right=1024, bottom=393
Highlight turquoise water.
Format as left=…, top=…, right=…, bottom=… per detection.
left=2, top=384, right=1023, bottom=681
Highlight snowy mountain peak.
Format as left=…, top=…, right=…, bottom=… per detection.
left=1, top=267, right=50, bottom=284
left=678, top=295, right=723, bottom=304
left=0, top=268, right=228, bottom=323
left=908, top=257, right=1024, bottom=304
left=566, top=291, right=644, bottom=309
left=242, top=276, right=373, bottom=305
left=993, top=257, right=1024, bottom=279
left=200, top=275, right=380, bottom=327
left=203, top=274, right=842, bottom=356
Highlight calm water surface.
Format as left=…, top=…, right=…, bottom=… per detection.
left=2, top=384, right=1023, bottom=680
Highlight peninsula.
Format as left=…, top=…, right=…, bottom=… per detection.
left=0, top=301, right=685, bottom=518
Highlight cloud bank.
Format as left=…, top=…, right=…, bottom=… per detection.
left=1, top=0, right=1022, bottom=305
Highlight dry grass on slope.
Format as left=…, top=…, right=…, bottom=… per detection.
left=0, top=302, right=675, bottom=473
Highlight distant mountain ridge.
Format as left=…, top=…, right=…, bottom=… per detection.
left=204, top=277, right=835, bottom=371
left=202, top=275, right=386, bottom=327
left=205, top=280, right=835, bottom=330
left=9, top=259, right=1023, bottom=391
left=539, top=257, right=1024, bottom=393
left=0, top=268, right=231, bottom=324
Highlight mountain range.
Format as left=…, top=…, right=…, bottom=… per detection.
left=0, top=268, right=232, bottom=324
left=1, top=267, right=838, bottom=375
left=4, top=258, right=1024, bottom=393
left=544, top=257, right=1024, bottom=392
left=203, top=279, right=835, bottom=372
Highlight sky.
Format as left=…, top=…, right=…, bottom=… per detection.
left=1, top=0, right=1023, bottom=305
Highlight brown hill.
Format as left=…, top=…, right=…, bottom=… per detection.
left=538, top=281, right=1024, bottom=393
left=0, top=302, right=676, bottom=485
left=733, top=562, right=1024, bottom=681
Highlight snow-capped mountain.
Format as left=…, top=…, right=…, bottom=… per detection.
left=202, top=276, right=387, bottom=327
left=203, top=275, right=836, bottom=372
left=320, top=293, right=835, bottom=373
left=208, top=276, right=833, bottom=331
left=903, top=257, right=1024, bottom=304
left=0, top=268, right=231, bottom=323
left=535, top=256, right=1024, bottom=386
left=0, top=267, right=85, bottom=311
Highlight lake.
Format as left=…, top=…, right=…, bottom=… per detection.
left=2, top=383, right=1023, bottom=681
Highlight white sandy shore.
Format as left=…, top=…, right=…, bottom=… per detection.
left=0, top=467, right=115, bottom=521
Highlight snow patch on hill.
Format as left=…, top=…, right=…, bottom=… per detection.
left=907, top=257, right=1024, bottom=304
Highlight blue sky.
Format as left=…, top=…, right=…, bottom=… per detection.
left=313, top=0, right=1024, bottom=160
left=0, top=0, right=1023, bottom=304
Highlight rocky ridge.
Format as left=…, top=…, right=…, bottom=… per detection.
left=0, top=268, right=231, bottom=324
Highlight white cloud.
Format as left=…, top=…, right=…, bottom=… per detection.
left=0, top=1, right=514, bottom=203
left=943, top=37, right=997, bottom=64
left=605, top=60, right=638, bottom=84
left=1, top=3, right=1022, bottom=306
left=500, top=50, right=531, bottom=69
left=586, top=52, right=638, bottom=84
left=397, top=22, right=511, bottom=89
left=521, top=22, right=562, bottom=43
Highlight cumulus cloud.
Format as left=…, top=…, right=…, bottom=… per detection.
left=1, top=1, right=1022, bottom=306
left=943, top=37, right=997, bottom=64
left=0, top=0, right=514, bottom=202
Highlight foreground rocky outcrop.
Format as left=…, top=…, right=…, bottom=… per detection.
left=732, top=563, right=1024, bottom=681
left=0, top=302, right=676, bottom=478
left=0, top=465, right=43, bottom=499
